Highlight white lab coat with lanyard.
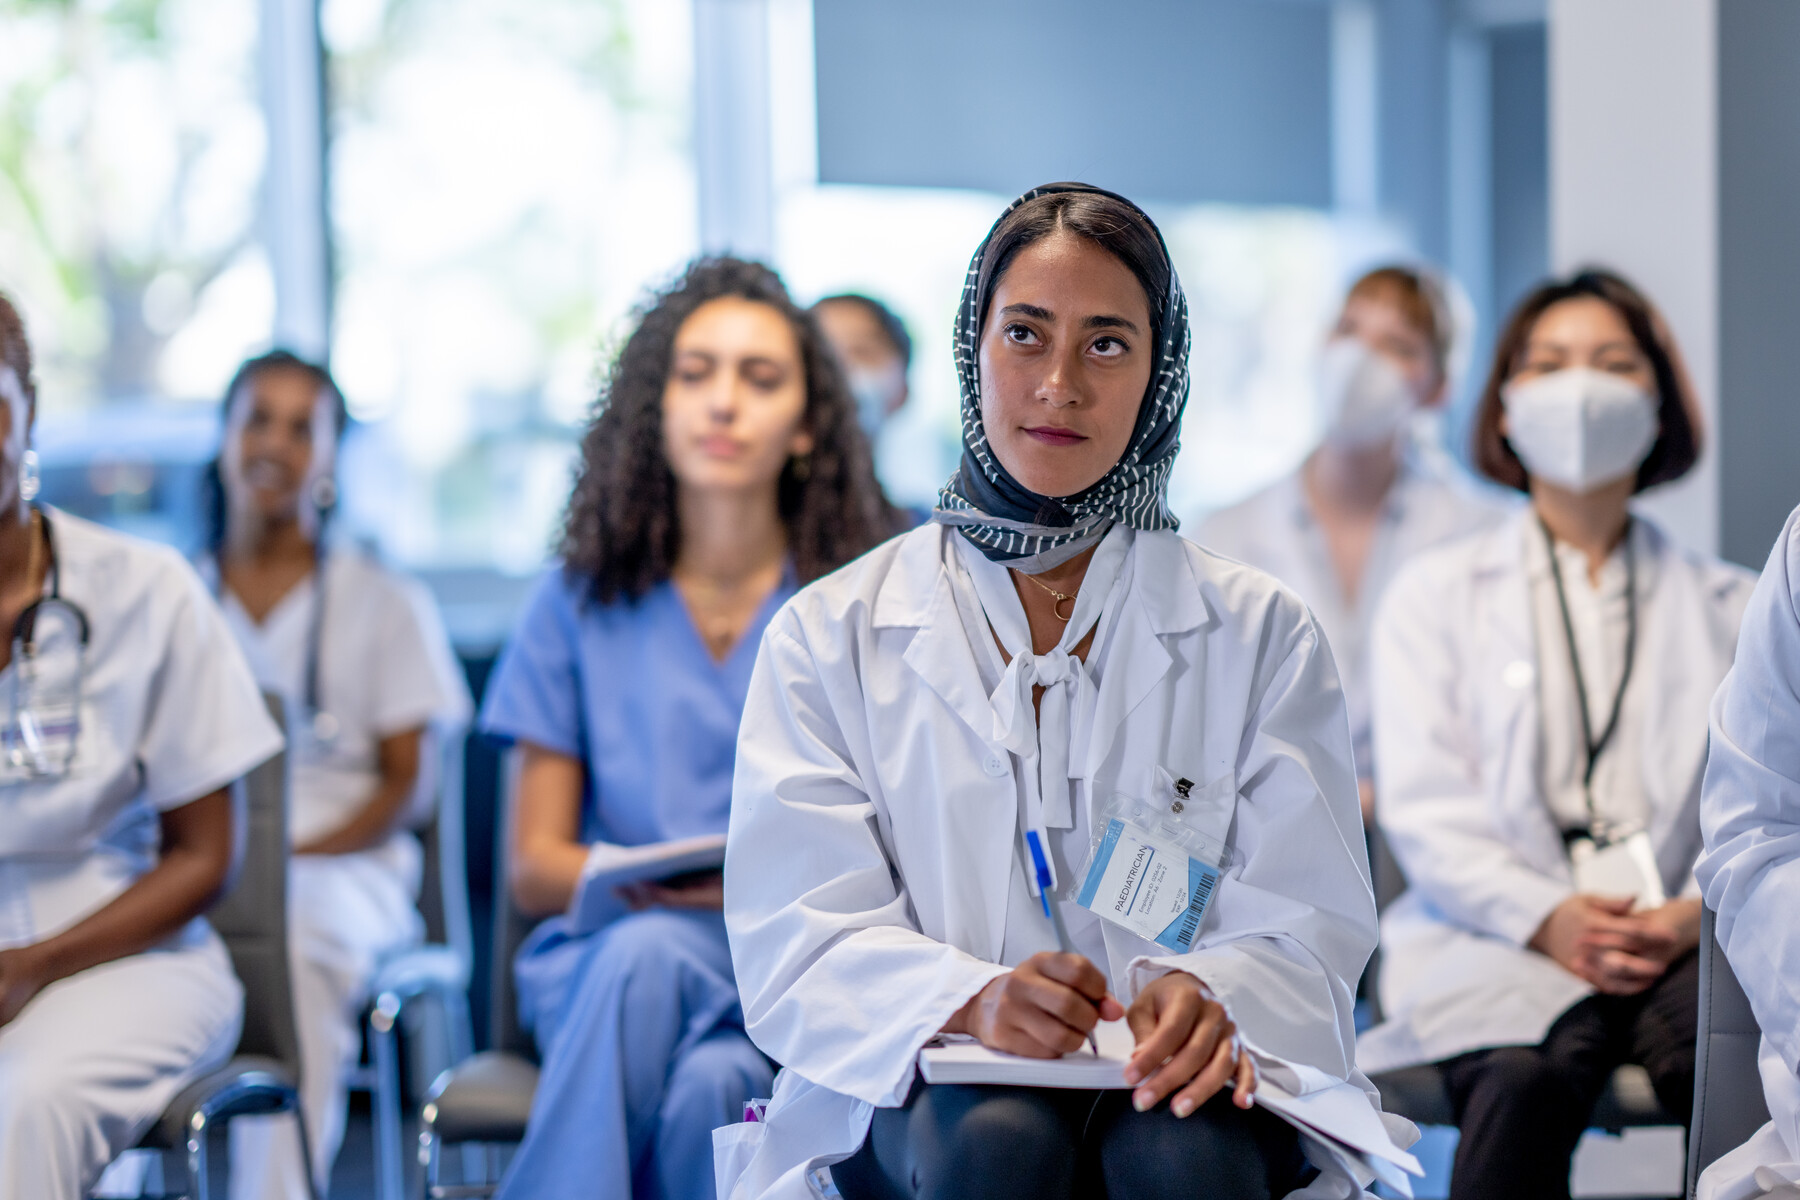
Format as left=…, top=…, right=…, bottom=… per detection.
left=0, top=508, right=284, bottom=1199
left=1694, top=505, right=1800, bottom=1200
left=1357, top=510, right=1754, bottom=1073
left=206, top=547, right=470, bottom=1200
left=721, top=522, right=1400, bottom=1200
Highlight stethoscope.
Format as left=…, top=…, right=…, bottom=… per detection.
left=5, top=507, right=92, bottom=778
left=213, top=545, right=338, bottom=747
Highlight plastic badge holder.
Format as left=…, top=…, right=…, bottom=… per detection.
left=1070, top=771, right=1232, bottom=954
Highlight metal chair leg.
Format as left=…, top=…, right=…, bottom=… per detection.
left=371, top=992, right=407, bottom=1200
left=185, top=1114, right=211, bottom=1200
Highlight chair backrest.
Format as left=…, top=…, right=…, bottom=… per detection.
left=487, top=749, right=539, bottom=1058
left=416, top=722, right=474, bottom=969
left=1688, top=903, right=1772, bottom=1197
left=208, top=692, right=302, bottom=1072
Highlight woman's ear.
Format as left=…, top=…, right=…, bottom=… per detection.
left=790, top=427, right=816, bottom=460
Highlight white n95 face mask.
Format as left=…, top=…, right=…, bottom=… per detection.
left=1316, top=338, right=1419, bottom=448
left=846, top=362, right=905, bottom=436
left=1501, top=367, right=1659, bottom=493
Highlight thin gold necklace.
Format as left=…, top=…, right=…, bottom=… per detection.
left=1014, top=569, right=1075, bottom=622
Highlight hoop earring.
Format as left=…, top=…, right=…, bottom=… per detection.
left=789, top=454, right=812, bottom=483
left=19, top=449, right=39, bottom=503
left=310, top=474, right=338, bottom=510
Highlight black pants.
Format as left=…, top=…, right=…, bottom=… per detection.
left=1438, top=948, right=1700, bottom=1200
left=831, top=1081, right=1311, bottom=1200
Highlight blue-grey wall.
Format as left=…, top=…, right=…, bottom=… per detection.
left=813, top=0, right=1334, bottom=207
left=1719, top=0, right=1800, bottom=567
left=1490, top=23, right=1548, bottom=324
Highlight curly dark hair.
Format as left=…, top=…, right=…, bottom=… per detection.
left=562, top=257, right=901, bottom=603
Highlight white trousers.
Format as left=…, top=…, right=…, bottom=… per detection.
left=230, top=850, right=421, bottom=1200
left=0, top=931, right=242, bottom=1200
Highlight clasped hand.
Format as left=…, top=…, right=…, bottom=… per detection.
left=1530, top=895, right=1702, bottom=995
left=943, top=952, right=1256, bottom=1118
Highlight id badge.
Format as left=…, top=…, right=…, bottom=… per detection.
left=1070, top=769, right=1233, bottom=953
left=1569, top=829, right=1666, bottom=909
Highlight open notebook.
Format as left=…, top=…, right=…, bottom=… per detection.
left=920, top=1018, right=1136, bottom=1088
left=567, top=834, right=727, bottom=933
left=917, top=1021, right=1422, bottom=1192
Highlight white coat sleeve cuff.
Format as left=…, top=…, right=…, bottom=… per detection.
left=1488, top=875, right=1575, bottom=948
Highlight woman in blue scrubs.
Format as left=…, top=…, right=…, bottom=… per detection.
left=480, top=257, right=900, bottom=1200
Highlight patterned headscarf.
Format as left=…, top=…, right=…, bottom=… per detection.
left=934, top=182, right=1192, bottom=572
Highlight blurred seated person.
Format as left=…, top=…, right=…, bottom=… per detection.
left=1358, top=270, right=1753, bottom=1200
left=478, top=258, right=899, bottom=1200
left=0, top=291, right=283, bottom=1199
left=1199, top=265, right=1512, bottom=822
left=205, top=351, right=471, bottom=1200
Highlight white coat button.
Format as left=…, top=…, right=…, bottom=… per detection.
left=982, top=754, right=1007, bottom=777
left=1503, top=660, right=1536, bottom=690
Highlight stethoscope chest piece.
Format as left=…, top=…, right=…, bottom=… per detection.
left=310, top=709, right=340, bottom=745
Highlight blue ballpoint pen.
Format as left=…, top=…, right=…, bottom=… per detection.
left=1025, top=829, right=1100, bottom=1056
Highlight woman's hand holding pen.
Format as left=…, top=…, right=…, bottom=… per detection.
left=1124, top=971, right=1257, bottom=1118
left=942, top=952, right=1124, bottom=1058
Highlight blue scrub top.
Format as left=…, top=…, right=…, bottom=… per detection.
left=480, top=564, right=796, bottom=847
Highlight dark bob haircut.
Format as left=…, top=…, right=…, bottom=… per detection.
left=203, top=349, right=350, bottom=553
left=561, top=257, right=901, bottom=603
left=813, top=293, right=913, bottom=369
left=974, top=188, right=1172, bottom=355
left=1471, top=268, right=1702, bottom=493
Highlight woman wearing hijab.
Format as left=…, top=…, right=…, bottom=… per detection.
left=722, top=185, right=1401, bottom=1200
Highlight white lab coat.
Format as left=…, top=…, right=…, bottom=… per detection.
left=0, top=510, right=284, bottom=1199
left=1196, top=452, right=1514, bottom=782
left=722, top=523, right=1399, bottom=1200
left=1694, top=504, right=1800, bottom=1200
left=1358, top=511, right=1753, bottom=1073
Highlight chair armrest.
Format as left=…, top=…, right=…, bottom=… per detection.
left=137, top=1056, right=299, bottom=1150
left=370, top=943, right=470, bottom=1009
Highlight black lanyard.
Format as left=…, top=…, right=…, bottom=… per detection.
left=1541, top=516, right=1636, bottom=841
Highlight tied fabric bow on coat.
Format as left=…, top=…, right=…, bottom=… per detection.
left=955, top=529, right=1132, bottom=849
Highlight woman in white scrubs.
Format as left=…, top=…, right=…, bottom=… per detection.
left=203, top=352, right=470, bottom=1200
left=724, top=184, right=1395, bottom=1200
left=1358, top=270, right=1755, bottom=1200
left=0, top=294, right=284, bottom=1198
left=1694, top=503, right=1800, bottom=1200
left=1199, top=266, right=1511, bottom=820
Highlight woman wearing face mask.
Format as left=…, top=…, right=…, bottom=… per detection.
left=200, top=352, right=471, bottom=1200
left=1357, top=270, right=1755, bottom=1200
left=1200, top=266, right=1512, bottom=821
left=478, top=258, right=898, bottom=1200
left=0, top=295, right=283, bottom=1197
left=722, top=185, right=1404, bottom=1200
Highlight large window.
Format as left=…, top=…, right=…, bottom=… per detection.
left=325, top=0, right=697, bottom=572
left=0, top=0, right=271, bottom=408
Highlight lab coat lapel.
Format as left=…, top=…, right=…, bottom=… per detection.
left=879, top=526, right=1031, bottom=962
left=1475, top=516, right=1567, bottom=875
left=886, top=531, right=995, bottom=746
left=1082, top=534, right=1208, bottom=780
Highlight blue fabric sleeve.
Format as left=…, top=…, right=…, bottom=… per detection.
left=480, top=567, right=586, bottom=759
